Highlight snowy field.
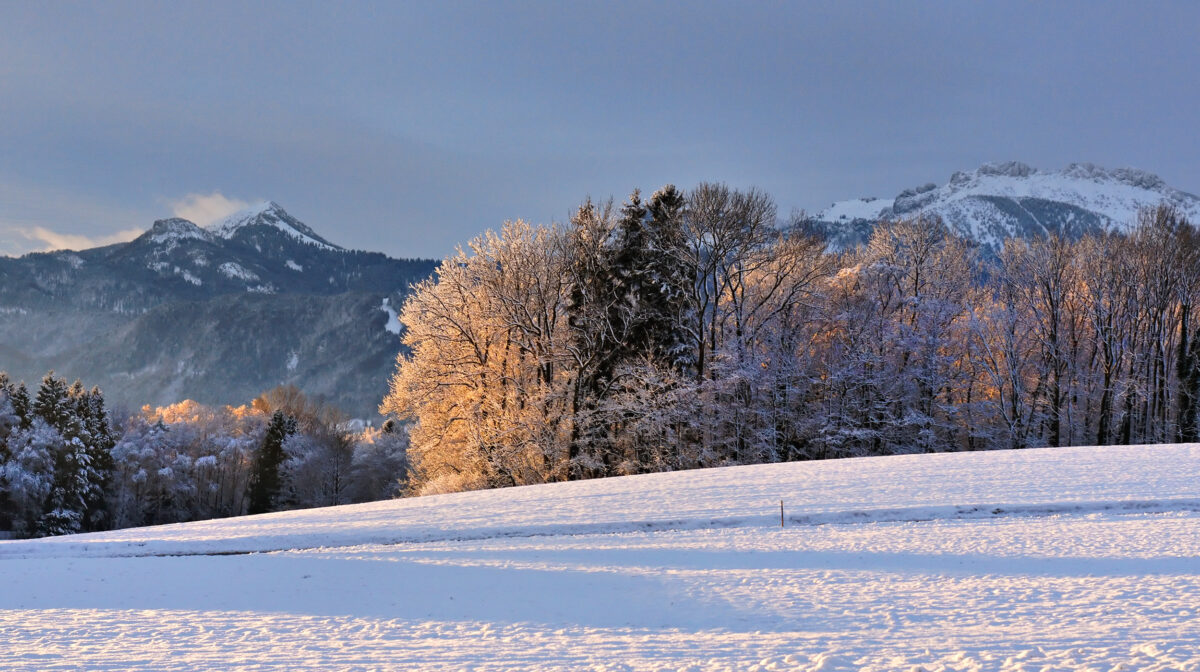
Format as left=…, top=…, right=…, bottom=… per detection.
left=2, top=444, right=1199, bottom=671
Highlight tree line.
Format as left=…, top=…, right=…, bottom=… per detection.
left=382, top=183, right=1200, bottom=495
left=0, top=376, right=408, bottom=538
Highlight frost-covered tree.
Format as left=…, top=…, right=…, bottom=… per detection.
left=282, top=429, right=354, bottom=509
left=347, top=422, right=410, bottom=501
left=383, top=221, right=575, bottom=492
left=0, top=373, right=114, bottom=536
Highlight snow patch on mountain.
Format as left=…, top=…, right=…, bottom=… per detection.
left=55, top=253, right=85, bottom=270
left=218, top=262, right=258, bottom=282
left=818, top=196, right=894, bottom=222
left=285, top=259, right=303, bottom=272
left=380, top=297, right=401, bottom=335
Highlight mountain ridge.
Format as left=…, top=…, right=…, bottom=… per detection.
left=813, top=161, right=1200, bottom=252
left=0, top=204, right=437, bottom=417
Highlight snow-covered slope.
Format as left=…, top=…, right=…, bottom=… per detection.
left=140, top=217, right=215, bottom=247
left=2, top=444, right=1198, bottom=670
left=818, top=196, right=895, bottom=223
left=816, top=162, right=1200, bottom=252
left=212, top=201, right=341, bottom=250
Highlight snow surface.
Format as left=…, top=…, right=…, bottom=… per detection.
left=146, top=218, right=213, bottom=247
left=212, top=201, right=340, bottom=251
left=2, top=443, right=1199, bottom=671
left=217, top=261, right=259, bottom=282
left=818, top=197, right=894, bottom=222
left=285, top=259, right=303, bottom=272
left=380, top=297, right=401, bottom=335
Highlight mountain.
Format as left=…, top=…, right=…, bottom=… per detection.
left=811, top=162, right=1200, bottom=252
left=0, top=203, right=437, bottom=417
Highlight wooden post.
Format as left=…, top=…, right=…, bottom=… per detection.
left=780, top=500, right=784, bottom=528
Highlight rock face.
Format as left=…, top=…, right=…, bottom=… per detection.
left=0, top=203, right=437, bottom=418
left=811, top=162, right=1200, bottom=253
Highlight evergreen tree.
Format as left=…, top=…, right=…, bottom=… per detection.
left=75, top=386, right=115, bottom=531
left=563, top=200, right=620, bottom=479
left=644, top=185, right=697, bottom=372
left=247, top=410, right=297, bottom=514
left=1, top=418, right=60, bottom=536
left=33, top=372, right=72, bottom=432
left=10, top=374, right=112, bottom=536
left=610, top=190, right=652, bottom=359
left=11, top=382, right=31, bottom=429
left=0, top=385, right=16, bottom=460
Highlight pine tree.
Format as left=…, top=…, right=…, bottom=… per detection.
left=18, top=374, right=111, bottom=536
left=247, top=411, right=297, bottom=514
left=75, top=386, right=115, bottom=531
left=33, top=373, right=72, bottom=432
left=610, top=190, right=652, bottom=359
left=644, top=185, right=696, bottom=372
left=2, top=419, right=60, bottom=536
left=11, top=382, right=31, bottom=429
left=563, top=200, right=623, bottom=479
left=0, top=383, right=16, bottom=460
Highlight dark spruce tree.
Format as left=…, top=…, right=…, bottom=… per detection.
left=563, top=188, right=700, bottom=479
left=0, top=374, right=16, bottom=459
left=610, top=190, right=652, bottom=359
left=32, top=372, right=72, bottom=431
left=248, top=410, right=298, bottom=514
left=10, top=381, right=31, bottom=429
left=564, top=199, right=623, bottom=480
left=73, top=385, right=116, bottom=531
left=644, top=185, right=697, bottom=373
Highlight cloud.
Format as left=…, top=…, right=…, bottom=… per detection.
left=15, top=226, right=144, bottom=252
left=0, top=177, right=156, bottom=257
left=169, top=192, right=251, bottom=227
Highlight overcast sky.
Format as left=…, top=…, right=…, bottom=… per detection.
left=1, top=1, right=1198, bottom=258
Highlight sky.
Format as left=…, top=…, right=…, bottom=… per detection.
left=1, top=1, right=1198, bottom=259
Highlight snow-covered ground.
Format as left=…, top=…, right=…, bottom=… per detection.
left=2, top=444, right=1199, bottom=671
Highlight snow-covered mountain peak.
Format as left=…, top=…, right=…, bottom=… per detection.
left=816, top=161, right=1200, bottom=253
left=976, top=161, right=1037, bottom=179
left=138, top=218, right=214, bottom=246
left=893, top=161, right=1200, bottom=221
left=212, top=202, right=341, bottom=250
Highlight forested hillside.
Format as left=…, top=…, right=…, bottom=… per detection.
left=0, top=202, right=437, bottom=417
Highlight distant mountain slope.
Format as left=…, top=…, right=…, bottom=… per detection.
left=0, top=203, right=437, bottom=417
left=811, top=162, right=1200, bottom=252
